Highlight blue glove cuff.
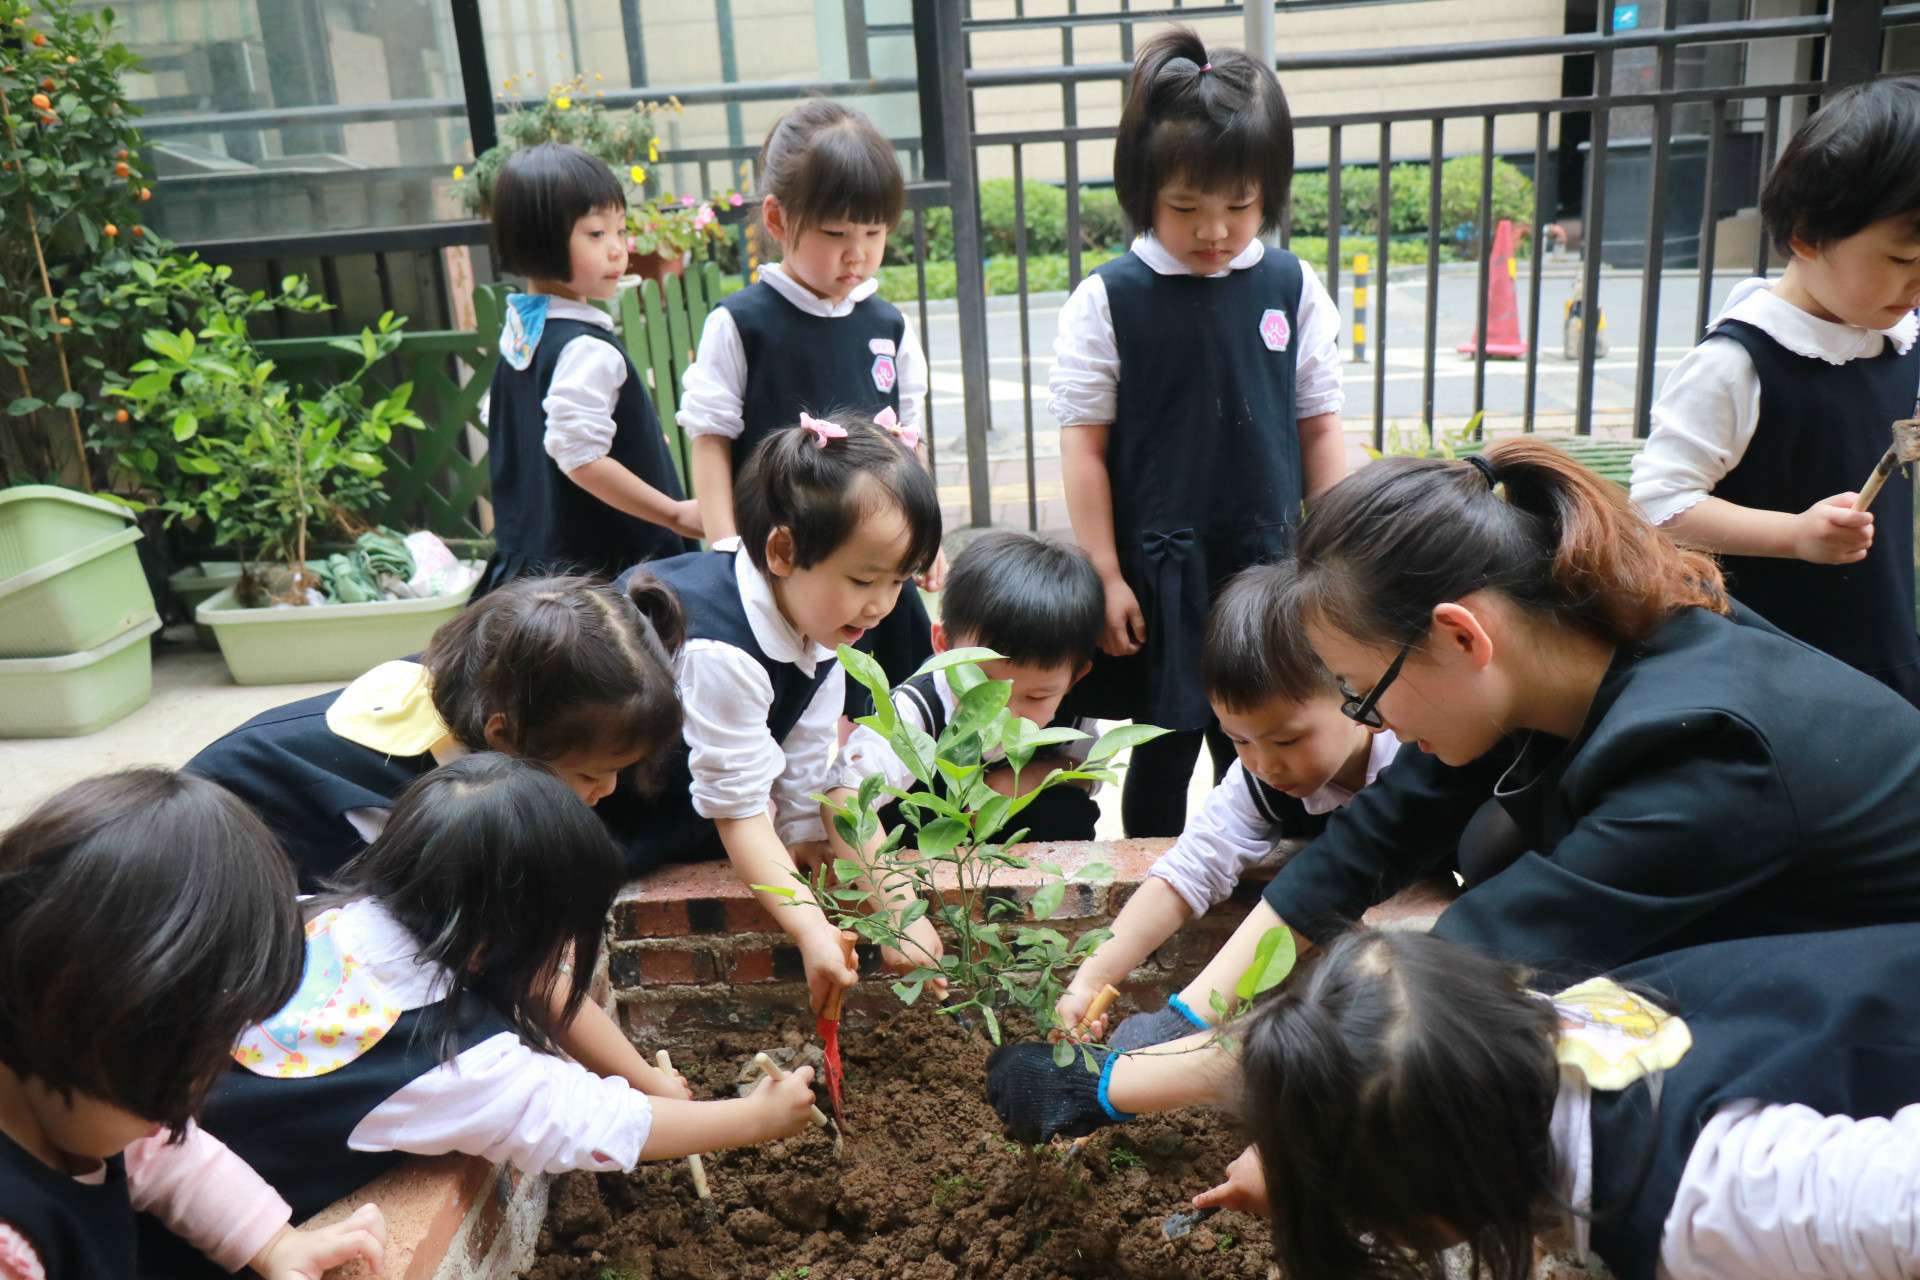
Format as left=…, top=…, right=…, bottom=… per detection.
left=1097, top=1051, right=1137, bottom=1123
left=1166, top=992, right=1208, bottom=1030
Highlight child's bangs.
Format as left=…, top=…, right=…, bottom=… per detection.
left=1140, top=111, right=1292, bottom=234
left=847, top=465, right=942, bottom=576
left=781, top=124, right=906, bottom=230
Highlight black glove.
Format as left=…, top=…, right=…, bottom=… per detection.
left=1108, top=997, right=1207, bottom=1052
left=984, top=1042, right=1127, bottom=1144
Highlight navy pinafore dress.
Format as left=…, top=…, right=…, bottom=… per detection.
left=1064, top=249, right=1307, bottom=731
left=0, top=1136, right=135, bottom=1280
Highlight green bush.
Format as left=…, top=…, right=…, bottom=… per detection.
left=888, top=182, right=1132, bottom=266
left=1288, top=156, right=1533, bottom=241
left=1076, top=186, right=1129, bottom=252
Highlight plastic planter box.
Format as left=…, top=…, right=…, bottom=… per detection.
left=0, top=484, right=134, bottom=579
left=196, top=578, right=476, bottom=685
left=0, top=614, right=161, bottom=738
left=169, top=561, right=244, bottom=649
left=0, top=525, right=157, bottom=658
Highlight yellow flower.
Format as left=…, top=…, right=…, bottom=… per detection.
left=452, top=164, right=464, bottom=179
left=648, top=139, right=659, bottom=162
left=555, top=96, right=572, bottom=110
left=630, top=165, right=646, bottom=185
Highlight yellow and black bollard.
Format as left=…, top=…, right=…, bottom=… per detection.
left=1352, top=252, right=1369, bottom=363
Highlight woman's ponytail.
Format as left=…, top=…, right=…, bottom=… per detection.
left=1294, top=438, right=1728, bottom=652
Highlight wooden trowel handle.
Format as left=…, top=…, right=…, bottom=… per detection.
left=1078, top=983, right=1122, bottom=1032
left=754, top=1052, right=830, bottom=1128
left=1855, top=445, right=1902, bottom=511
left=821, top=930, right=859, bottom=1022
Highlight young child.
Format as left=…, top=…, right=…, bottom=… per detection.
left=188, top=574, right=685, bottom=888
left=677, top=99, right=938, bottom=710
left=472, top=141, right=700, bottom=598
left=831, top=530, right=1107, bottom=850
left=165, top=754, right=819, bottom=1259
left=0, top=771, right=387, bottom=1280
left=619, top=416, right=942, bottom=1015
left=1631, top=75, right=1920, bottom=706
left=1054, top=561, right=1398, bottom=1045
left=1052, top=27, right=1346, bottom=837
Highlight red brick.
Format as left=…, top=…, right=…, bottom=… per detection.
left=634, top=949, right=719, bottom=986
left=722, top=897, right=784, bottom=933
left=611, top=897, right=689, bottom=940
left=726, top=948, right=776, bottom=984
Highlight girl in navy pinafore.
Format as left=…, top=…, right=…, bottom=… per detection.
left=678, top=100, right=935, bottom=714
left=472, top=142, right=699, bottom=599
left=1052, top=29, right=1346, bottom=836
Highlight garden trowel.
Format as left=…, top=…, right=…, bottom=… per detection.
left=817, top=930, right=859, bottom=1120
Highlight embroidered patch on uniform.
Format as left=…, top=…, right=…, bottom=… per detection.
left=232, top=910, right=405, bottom=1079
left=1546, top=976, right=1692, bottom=1091
left=1259, top=309, right=1291, bottom=352
left=872, top=354, right=897, bottom=392
left=869, top=337, right=897, bottom=356
left=501, top=293, right=551, bottom=371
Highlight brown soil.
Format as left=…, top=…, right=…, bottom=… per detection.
left=527, top=1005, right=1272, bottom=1280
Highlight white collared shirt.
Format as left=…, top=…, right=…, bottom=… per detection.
left=677, top=262, right=928, bottom=441
left=473, top=295, right=633, bottom=475
left=1631, top=277, right=1920, bottom=525
left=323, top=899, right=656, bottom=1174
left=1148, top=729, right=1400, bottom=917
left=1046, top=233, right=1345, bottom=429
left=674, top=541, right=844, bottom=845
left=1543, top=1065, right=1920, bottom=1280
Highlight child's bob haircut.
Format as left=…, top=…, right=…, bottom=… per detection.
left=0, top=770, right=304, bottom=1132
left=1113, top=26, right=1294, bottom=237
left=942, top=530, right=1104, bottom=672
left=423, top=575, right=683, bottom=790
left=1201, top=560, right=1337, bottom=713
left=490, top=142, right=627, bottom=280
left=1240, top=930, right=1562, bottom=1280
left=759, top=99, right=906, bottom=235
left=321, top=753, right=625, bottom=1062
left=1761, top=74, right=1920, bottom=255
left=733, top=413, right=942, bottom=577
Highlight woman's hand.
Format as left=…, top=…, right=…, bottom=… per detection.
left=746, top=1063, right=821, bottom=1142
left=250, top=1205, right=388, bottom=1280
left=1099, top=574, right=1144, bottom=657
left=1193, top=1146, right=1268, bottom=1217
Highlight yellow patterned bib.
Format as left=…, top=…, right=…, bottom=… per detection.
left=325, top=660, right=449, bottom=757
left=232, top=910, right=404, bottom=1078
left=1547, top=977, right=1692, bottom=1090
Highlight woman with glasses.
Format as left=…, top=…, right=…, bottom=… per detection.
left=1045, top=438, right=1920, bottom=1074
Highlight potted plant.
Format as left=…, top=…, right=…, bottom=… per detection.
left=450, top=74, right=671, bottom=221
left=624, top=190, right=742, bottom=283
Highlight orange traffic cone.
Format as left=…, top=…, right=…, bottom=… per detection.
left=1458, top=219, right=1528, bottom=359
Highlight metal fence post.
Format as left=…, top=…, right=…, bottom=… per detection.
left=449, top=0, right=497, bottom=156
left=1827, top=0, right=1884, bottom=89
left=924, top=0, right=994, bottom=526
left=1245, top=0, right=1275, bottom=68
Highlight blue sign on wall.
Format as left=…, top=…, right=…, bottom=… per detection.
left=1613, top=4, right=1640, bottom=30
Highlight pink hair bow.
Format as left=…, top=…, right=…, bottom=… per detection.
left=799, top=412, right=847, bottom=447
left=873, top=406, right=920, bottom=450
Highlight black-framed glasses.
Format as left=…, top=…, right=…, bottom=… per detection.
left=1339, top=643, right=1412, bottom=728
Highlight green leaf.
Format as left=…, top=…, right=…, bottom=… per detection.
left=749, top=884, right=798, bottom=900
left=1235, top=927, right=1298, bottom=1003
left=916, top=817, right=967, bottom=858
left=947, top=676, right=1013, bottom=745
left=1209, top=991, right=1231, bottom=1022
left=917, top=645, right=1004, bottom=673
left=1071, top=861, right=1116, bottom=883
left=5, top=397, right=43, bottom=416
left=1028, top=881, right=1064, bottom=922
left=53, top=391, right=82, bottom=409
left=177, top=456, right=222, bottom=475
left=892, top=980, right=924, bottom=1006
left=979, top=1004, right=1001, bottom=1045
left=1053, top=1038, right=1076, bottom=1068
left=170, top=411, right=197, bottom=442
left=837, top=644, right=894, bottom=733
left=832, top=858, right=867, bottom=885
left=1086, top=722, right=1172, bottom=764
left=124, top=369, right=172, bottom=398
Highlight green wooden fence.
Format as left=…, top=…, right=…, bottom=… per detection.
left=256, top=262, right=734, bottom=542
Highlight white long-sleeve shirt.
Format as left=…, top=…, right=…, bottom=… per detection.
left=1046, top=233, right=1344, bottom=429
left=1149, top=731, right=1401, bottom=917
left=475, top=295, right=638, bottom=475
left=1630, top=278, right=1920, bottom=526
left=677, top=263, right=928, bottom=441
left=1551, top=1070, right=1920, bottom=1280
left=674, top=542, right=843, bottom=846
left=329, top=899, right=656, bottom=1173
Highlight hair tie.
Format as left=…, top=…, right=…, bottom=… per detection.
left=1467, top=454, right=1500, bottom=489
left=798, top=412, right=847, bottom=448
left=872, top=406, right=920, bottom=450
left=1200, top=61, right=1212, bottom=72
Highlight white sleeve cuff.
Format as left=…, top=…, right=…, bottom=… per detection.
left=542, top=338, right=628, bottom=474
left=676, top=309, right=749, bottom=441
left=1292, top=262, right=1346, bottom=419
left=1047, top=275, right=1119, bottom=427
left=1630, top=336, right=1759, bottom=525
left=1144, top=764, right=1279, bottom=917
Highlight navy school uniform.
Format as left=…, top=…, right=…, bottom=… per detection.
left=1062, top=248, right=1307, bottom=732
left=1262, top=602, right=1920, bottom=987
left=715, top=279, right=932, bottom=713
left=0, top=1138, right=135, bottom=1280
left=185, top=670, right=669, bottom=887
left=1584, top=921, right=1920, bottom=1280
left=1707, top=317, right=1920, bottom=705
left=472, top=294, right=696, bottom=599
left=611, top=548, right=837, bottom=873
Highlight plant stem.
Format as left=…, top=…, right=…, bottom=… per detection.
left=0, top=93, right=91, bottom=492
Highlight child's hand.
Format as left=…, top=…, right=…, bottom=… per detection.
left=1193, top=1146, right=1269, bottom=1217
left=789, top=839, right=833, bottom=872
left=1051, top=979, right=1110, bottom=1043
left=249, top=1205, right=388, bottom=1280
left=801, top=925, right=860, bottom=1016
left=917, top=546, right=949, bottom=592
left=637, top=1061, right=693, bottom=1101
left=1792, top=493, right=1874, bottom=564
left=748, top=1062, right=822, bottom=1141
left=665, top=498, right=705, bottom=541
left=1099, top=575, right=1145, bottom=657
left=880, top=914, right=948, bottom=998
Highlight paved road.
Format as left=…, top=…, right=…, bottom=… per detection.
left=913, top=263, right=1761, bottom=463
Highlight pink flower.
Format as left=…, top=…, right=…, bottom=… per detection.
left=729, top=192, right=744, bottom=207
left=694, top=205, right=715, bottom=230
left=680, top=195, right=695, bottom=207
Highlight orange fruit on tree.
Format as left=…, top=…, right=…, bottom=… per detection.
left=114, top=409, right=129, bottom=423
left=57, top=316, right=70, bottom=326
left=113, top=161, right=128, bottom=177
left=138, top=188, right=151, bottom=201
left=131, top=225, right=143, bottom=236
left=103, top=223, right=116, bottom=236
left=117, top=149, right=128, bottom=159
left=30, top=93, right=48, bottom=109
left=30, top=31, right=45, bottom=45
left=40, top=77, right=53, bottom=90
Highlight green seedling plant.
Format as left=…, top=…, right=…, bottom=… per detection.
left=1108, top=1146, right=1144, bottom=1172
left=1205, top=924, right=1300, bottom=1043
left=765, top=645, right=1167, bottom=1065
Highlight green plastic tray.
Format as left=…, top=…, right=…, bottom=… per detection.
left=170, top=561, right=245, bottom=650
left=0, top=525, right=157, bottom=658
left=0, top=614, right=159, bottom=738
left=197, top=576, right=476, bottom=685
left=0, top=484, right=133, bottom=579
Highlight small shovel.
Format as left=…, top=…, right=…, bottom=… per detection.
left=1854, top=417, right=1920, bottom=511
left=752, top=1051, right=831, bottom=1130
left=1062, top=985, right=1125, bottom=1165
left=817, top=930, right=858, bottom=1121
left=1162, top=1206, right=1220, bottom=1241
left=655, top=1049, right=717, bottom=1223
